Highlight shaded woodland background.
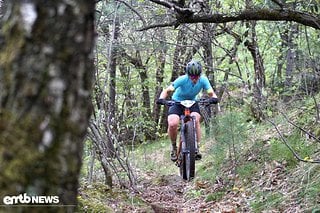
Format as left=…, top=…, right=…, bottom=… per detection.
left=0, top=0, right=319, bottom=212
left=88, top=0, right=320, bottom=188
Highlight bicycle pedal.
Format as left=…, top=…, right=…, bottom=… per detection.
left=175, top=162, right=180, bottom=167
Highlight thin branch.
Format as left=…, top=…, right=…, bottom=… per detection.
left=267, top=118, right=320, bottom=164
left=312, top=94, right=320, bottom=122
left=279, top=111, right=320, bottom=143
left=149, top=0, right=193, bottom=14
left=138, top=20, right=178, bottom=31
left=270, top=0, right=286, bottom=9
left=116, top=0, right=147, bottom=27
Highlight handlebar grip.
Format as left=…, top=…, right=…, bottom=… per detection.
left=166, top=101, right=175, bottom=107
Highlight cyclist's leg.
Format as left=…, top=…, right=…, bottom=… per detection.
left=167, top=114, right=179, bottom=161
left=168, top=104, right=183, bottom=161
left=190, top=104, right=202, bottom=160
left=167, top=114, right=180, bottom=146
left=190, top=103, right=202, bottom=145
left=190, top=112, right=201, bottom=145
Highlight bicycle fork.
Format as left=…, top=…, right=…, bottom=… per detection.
left=176, top=115, right=198, bottom=166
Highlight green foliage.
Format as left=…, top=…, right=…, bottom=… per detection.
left=197, top=111, right=250, bottom=182
left=297, top=165, right=320, bottom=205
left=236, top=162, right=258, bottom=180
left=269, top=131, right=318, bottom=169
left=212, top=111, right=249, bottom=157
left=251, top=191, right=284, bottom=212
left=131, top=140, right=176, bottom=175
left=205, top=191, right=225, bottom=202
left=184, top=189, right=202, bottom=199
left=77, top=182, right=151, bottom=212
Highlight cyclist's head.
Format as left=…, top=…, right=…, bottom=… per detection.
left=185, top=60, right=202, bottom=77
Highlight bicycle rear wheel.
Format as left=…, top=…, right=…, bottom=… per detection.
left=180, top=120, right=196, bottom=181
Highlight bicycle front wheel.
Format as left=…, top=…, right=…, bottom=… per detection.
left=181, top=120, right=196, bottom=181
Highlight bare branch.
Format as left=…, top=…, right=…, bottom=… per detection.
left=138, top=20, right=178, bottom=31
left=267, top=118, right=320, bottom=164
left=116, top=0, right=147, bottom=27
left=280, top=111, right=320, bottom=143
left=140, top=5, right=320, bottom=30
left=189, top=9, right=320, bottom=29
left=149, top=0, right=193, bottom=14
left=270, top=0, right=286, bottom=9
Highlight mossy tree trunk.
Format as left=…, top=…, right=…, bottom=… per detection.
left=0, top=1, right=95, bottom=212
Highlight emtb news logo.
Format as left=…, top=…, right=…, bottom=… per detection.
left=3, top=193, right=59, bottom=205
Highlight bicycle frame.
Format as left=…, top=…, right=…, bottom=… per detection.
left=177, top=106, right=197, bottom=163
left=176, top=100, right=198, bottom=180
left=158, top=99, right=215, bottom=181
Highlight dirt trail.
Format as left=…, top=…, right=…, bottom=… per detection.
left=137, top=172, right=241, bottom=213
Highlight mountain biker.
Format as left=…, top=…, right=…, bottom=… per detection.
left=157, top=60, right=219, bottom=161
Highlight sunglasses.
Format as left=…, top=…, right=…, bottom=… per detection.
left=189, top=75, right=200, bottom=80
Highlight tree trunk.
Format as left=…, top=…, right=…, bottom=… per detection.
left=0, top=1, right=95, bottom=212
left=153, top=31, right=167, bottom=133
left=244, top=21, right=266, bottom=121
left=272, top=26, right=288, bottom=87
left=172, top=25, right=188, bottom=80
left=284, top=23, right=298, bottom=89
left=107, top=4, right=120, bottom=137
left=202, top=21, right=215, bottom=135
left=88, top=146, right=96, bottom=184
left=100, top=3, right=120, bottom=159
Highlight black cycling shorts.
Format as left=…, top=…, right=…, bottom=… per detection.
left=168, top=103, right=201, bottom=116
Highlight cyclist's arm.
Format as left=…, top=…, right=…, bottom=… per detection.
left=206, top=88, right=218, bottom=98
left=159, top=85, right=175, bottom=99
left=202, top=77, right=218, bottom=98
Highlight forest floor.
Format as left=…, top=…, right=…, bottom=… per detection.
left=78, top=156, right=297, bottom=212
left=79, top=165, right=248, bottom=212
left=79, top=135, right=319, bottom=213
left=79, top=143, right=303, bottom=213
left=135, top=171, right=245, bottom=213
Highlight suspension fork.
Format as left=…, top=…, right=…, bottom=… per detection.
left=179, top=113, right=197, bottom=154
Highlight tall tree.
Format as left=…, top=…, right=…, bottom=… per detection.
left=244, top=21, right=266, bottom=121
left=0, top=1, right=95, bottom=211
left=153, top=30, right=167, bottom=131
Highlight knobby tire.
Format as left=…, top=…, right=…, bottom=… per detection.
left=180, top=120, right=196, bottom=181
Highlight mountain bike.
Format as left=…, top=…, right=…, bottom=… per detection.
left=159, top=99, right=216, bottom=181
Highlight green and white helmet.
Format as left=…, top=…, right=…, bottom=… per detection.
left=185, top=60, right=202, bottom=76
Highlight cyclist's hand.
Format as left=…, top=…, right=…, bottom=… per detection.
left=209, top=97, right=219, bottom=104
left=156, top=98, right=166, bottom=105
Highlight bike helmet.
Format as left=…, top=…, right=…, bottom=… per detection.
left=185, top=60, right=202, bottom=76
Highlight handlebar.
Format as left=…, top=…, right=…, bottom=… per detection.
left=157, top=98, right=218, bottom=107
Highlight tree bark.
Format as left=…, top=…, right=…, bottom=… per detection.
left=153, top=30, right=167, bottom=133
left=142, top=1, right=320, bottom=30
left=0, top=1, right=95, bottom=212
left=244, top=21, right=266, bottom=121
left=172, top=25, right=188, bottom=80
left=284, top=23, right=298, bottom=89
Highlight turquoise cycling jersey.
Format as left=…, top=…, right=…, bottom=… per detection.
left=171, top=75, right=213, bottom=101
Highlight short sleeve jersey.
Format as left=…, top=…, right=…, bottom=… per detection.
left=171, top=75, right=213, bottom=101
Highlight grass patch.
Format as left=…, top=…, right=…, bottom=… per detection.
left=205, top=191, right=225, bottom=202
left=77, top=182, right=151, bottom=212
left=269, top=131, right=318, bottom=169
left=236, top=162, right=258, bottom=179
left=251, top=191, right=284, bottom=212
left=131, top=139, right=177, bottom=176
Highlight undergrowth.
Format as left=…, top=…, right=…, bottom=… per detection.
left=79, top=93, right=320, bottom=212
left=196, top=93, right=320, bottom=211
